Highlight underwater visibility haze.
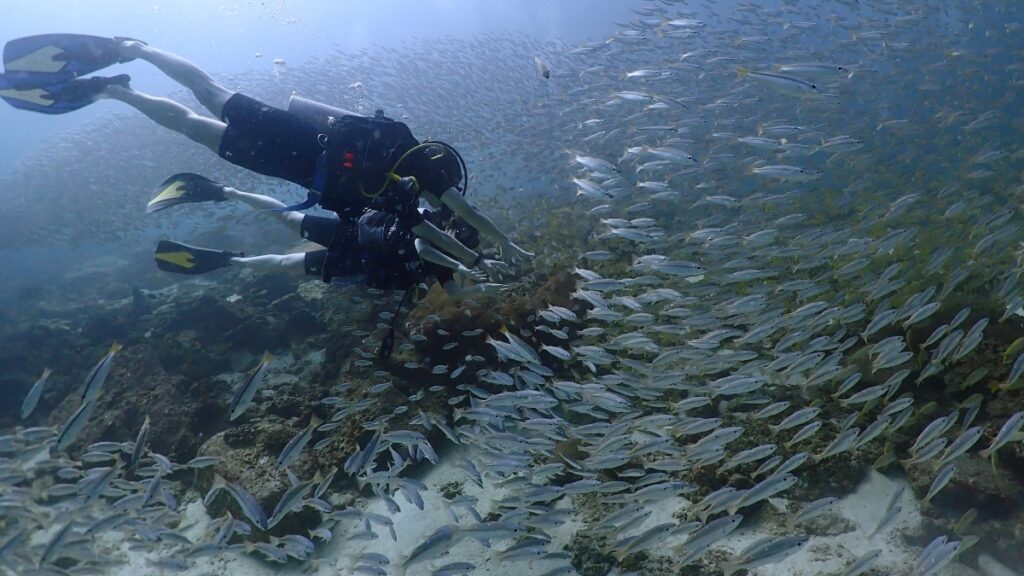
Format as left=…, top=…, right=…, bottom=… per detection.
left=2, top=1, right=1024, bottom=575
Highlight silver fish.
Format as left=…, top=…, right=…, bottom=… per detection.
left=267, top=480, right=314, bottom=529
left=722, top=534, right=810, bottom=576
left=80, top=343, right=123, bottom=405
left=19, top=367, right=52, bottom=420
left=277, top=414, right=323, bottom=470
left=229, top=352, right=274, bottom=421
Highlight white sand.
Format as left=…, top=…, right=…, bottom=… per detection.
left=104, top=460, right=982, bottom=576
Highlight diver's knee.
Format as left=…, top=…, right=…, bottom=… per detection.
left=180, top=114, right=226, bottom=153
left=194, top=85, right=234, bottom=117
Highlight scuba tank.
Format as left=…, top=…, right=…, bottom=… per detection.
left=286, top=94, right=360, bottom=132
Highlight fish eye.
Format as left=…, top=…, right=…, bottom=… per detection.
left=811, top=84, right=818, bottom=89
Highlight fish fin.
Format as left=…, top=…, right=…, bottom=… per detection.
left=310, top=414, right=324, bottom=429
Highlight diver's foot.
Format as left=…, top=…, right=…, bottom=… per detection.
left=94, top=74, right=132, bottom=100
left=71, top=74, right=131, bottom=103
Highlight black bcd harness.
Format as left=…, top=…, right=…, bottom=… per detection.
left=316, top=110, right=420, bottom=217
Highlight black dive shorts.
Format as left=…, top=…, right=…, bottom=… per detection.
left=218, top=93, right=323, bottom=188
left=300, top=215, right=361, bottom=282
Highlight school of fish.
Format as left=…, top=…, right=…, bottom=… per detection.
left=3, top=0, right=1024, bottom=575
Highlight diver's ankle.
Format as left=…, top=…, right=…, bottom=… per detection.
left=98, top=84, right=129, bottom=100
left=118, top=40, right=147, bottom=60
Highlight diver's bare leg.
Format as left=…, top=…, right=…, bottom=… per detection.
left=223, top=188, right=304, bottom=233
left=101, top=85, right=225, bottom=153
left=118, top=41, right=233, bottom=118
left=230, top=254, right=305, bottom=271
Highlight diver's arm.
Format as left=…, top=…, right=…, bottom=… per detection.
left=434, top=187, right=535, bottom=263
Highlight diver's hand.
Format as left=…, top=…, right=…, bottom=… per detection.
left=500, top=241, right=534, bottom=264
left=456, top=264, right=488, bottom=283
left=479, top=258, right=511, bottom=280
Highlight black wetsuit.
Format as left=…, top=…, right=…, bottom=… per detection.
left=217, top=93, right=426, bottom=226
left=300, top=210, right=455, bottom=290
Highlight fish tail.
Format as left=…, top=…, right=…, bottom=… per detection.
left=261, top=351, right=274, bottom=363
left=110, top=342, right=124, bottom=353
left=735, top=66, right=750, bottom=76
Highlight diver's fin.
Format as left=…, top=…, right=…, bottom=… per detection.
left=154, top=240, right=243, bottom=275
left=0, top=73, right=129, bottom=114
left=4, top=34, right=140, bottom=78
left=147, top=173, right=228, bottom=213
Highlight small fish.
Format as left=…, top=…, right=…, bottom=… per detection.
left=729, top=474, right=798, bottom=514
left=229, top=352, right=273, bottom=420
left=788, top=496, right=839, bottom=527
left=39, top=520, right=76, bottom=566
left=935, top=425, right=983, bottom=466
left=814, top=427, right=860, bottom=461
left=843, top=549, right=882, bottom=576
left=533, top=56, right=551, bottom=79
left=737, top=66, right=825, bottom=97
left=675, top=514, right=743, bottom=565
left=221, top=477, right=269, bottom=530
left=770, top=407, right=821, bottom=434
left=980, top=411, right=1024, bottom=460
left=923, top=462, right=956, bottom=503
left=187, top=456, right=222, bottom=469
left=784, top=421, right=823, bottom=448
left=398, top=525, right=463, bottom=576
left=277, top=414, right=323, bottom=470
left=54, top=399, right=98, bottom=452
left=750, top=164, right=822, bottom=182
left=573, top=154, right=619, bottom=174
left=80, top=343, right=123, bottom=405
left=776, top=62, right=847, bottom=74
left=128, top=415, right=150, bottom=474
left=870, top=502, right=903, bottom=537
left=20, top=367, right=52, bottom=420
left=267, top=481, right=314, bottom=529
left=952, top=508, right=978, bottom=535
left=721, top=535, right=810, bottom=576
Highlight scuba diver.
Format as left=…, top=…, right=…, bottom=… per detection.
left=0, top=34, right=533, bottom=279
left=148, top=172, right=507, bottom=299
